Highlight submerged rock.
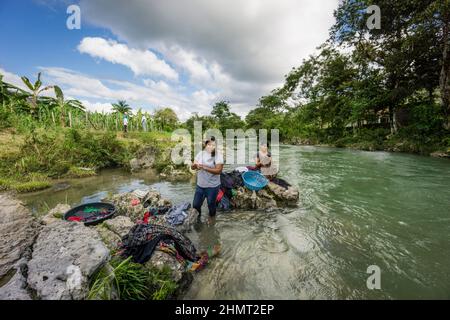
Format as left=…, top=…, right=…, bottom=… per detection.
left=0, top=194, right=37, bottom=279
left=27, top=221, right=109, bottom=300
left=159, top=164, right=193, bottom=181
left=231, top=182, right=299, bottom=210
left=266, top=182, right=299, bottom=205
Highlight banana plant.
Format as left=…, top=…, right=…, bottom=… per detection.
left=21, top=72, right=53, bottom=116
left=50, top=85, right=85, bottom=127
left=1, top=74, right=30, bottom=112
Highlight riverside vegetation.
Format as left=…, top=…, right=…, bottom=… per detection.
left=1, top=0, right=450, bottom=193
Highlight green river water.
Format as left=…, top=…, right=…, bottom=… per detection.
left=18, top=145, right=450, bottom=299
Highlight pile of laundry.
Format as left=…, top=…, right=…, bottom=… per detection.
left=216, top=167, right=293, bottom=211
left=118, top=213, right=220, bottom=273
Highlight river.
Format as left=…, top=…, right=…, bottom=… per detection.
left=18, top=145, right=450, bottom=299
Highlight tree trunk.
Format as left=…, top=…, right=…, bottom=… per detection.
left=440, top=10, right=450, bottom=129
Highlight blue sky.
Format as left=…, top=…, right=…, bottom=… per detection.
left=0, top=0, right=337, bottom=119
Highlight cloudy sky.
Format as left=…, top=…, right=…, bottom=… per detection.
left=0, top=0, right=338, bottom=119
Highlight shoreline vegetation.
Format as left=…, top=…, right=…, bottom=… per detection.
left=1, top=1, right=450, bottom=193
left=0, top=125, right=447, bottom=194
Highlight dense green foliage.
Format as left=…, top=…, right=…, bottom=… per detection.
left=88, top=257, right=177, bottom=300
left=244, top=0, right=450, bottom=154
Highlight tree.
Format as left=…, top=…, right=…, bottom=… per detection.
left=331, top=0, right=444, bottom=131
left=111, top=100, right=132, bottom=114
left=211, top=101, right=232, bottom=120
left=211, top=101, right=245, bottom=131
left=154, top=107, right=179, bottom=131
left=20, top=72, right=53, bottom=117
left=51, top=86, right=85, bottom=127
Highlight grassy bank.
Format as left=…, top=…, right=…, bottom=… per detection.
left=0, top=128, right=176, bottom=193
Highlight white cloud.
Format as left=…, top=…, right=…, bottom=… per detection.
left=0, top=67, right=26, bottom=90
left=80, top=0, right=338, bottom=84
left=79, top=100, right=113, bottom=113
left=77, top=37, right=179, bottom=80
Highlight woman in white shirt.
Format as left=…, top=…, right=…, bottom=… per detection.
left=191, top=136, right=224, bottom=224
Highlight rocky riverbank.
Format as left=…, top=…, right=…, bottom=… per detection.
left=0, top=190, right=200, bottom=300
left=0, top=174, right=299, bottom=300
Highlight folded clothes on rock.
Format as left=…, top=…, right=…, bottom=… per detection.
left=165, top=202, right=191, bottom=226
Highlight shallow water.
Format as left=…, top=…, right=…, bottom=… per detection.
left=18, top=145, right=450, bottom=299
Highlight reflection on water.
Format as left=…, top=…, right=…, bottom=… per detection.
left=18, top=145, right=450, bottom=299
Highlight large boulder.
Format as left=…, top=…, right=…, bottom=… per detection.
left=95, top=215, right=135, bottom=250
left=105, top=189, right=172, bottom=222
left=266, top=182, right=299, bottom=205
left=129, top=146, right=157, bottom=172
left=231, top=182, right=299, bottom=210
left=103, top=216, right=135, bottom=238
left=0, top=194, right=37, bottom=279
left=27, top=221, right=109, bottom=300
left=0, top=260, right=31, bottom=300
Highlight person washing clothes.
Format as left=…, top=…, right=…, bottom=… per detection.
left=191, top=136, right=224, bottom=224
left=255, top=142, right=277, bottom=180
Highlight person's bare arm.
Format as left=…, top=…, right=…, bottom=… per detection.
left=255, top=157, right=261, bottom=168
left=199, top=163, right=224, bottom=174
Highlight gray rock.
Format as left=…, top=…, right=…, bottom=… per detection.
left=95, top=226, right=121, bottom=251
left=40, top=203, right=70, bottom=225
left=129, top=158, right=141, bottom=171
left=145, top=251, right=193, bottom=291
left=105, top=190, right=172, bottom=222
left=0, top=194, right=37, bottom=278
left=103, top=216, right=134, bottom=238
left=27, top=221, right=109, bottom=300
left=232, top=182, right=299, bottom=210
left=0, top=260, right=31, bottom=300
left=129, top=146, right=157, bottom=172
left=267, top=182, right=299, bottom=204
left=430, top=151, right=450, bottom=159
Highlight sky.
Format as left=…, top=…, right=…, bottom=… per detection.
left=0, top=0, right=338, bottom=120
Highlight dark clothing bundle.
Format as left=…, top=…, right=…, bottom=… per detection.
left=271, top=177, right=291, bottom=189
left=220, top=171, right=244, bottom=189
left=120, top=223, right=198, bottom=264
left=215, top=170, right=245, bottom=211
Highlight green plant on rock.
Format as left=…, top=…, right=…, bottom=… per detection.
left=88, top=257, right=178, bottom=300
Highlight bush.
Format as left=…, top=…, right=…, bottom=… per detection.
left=88, top=257, right=178, bottom=300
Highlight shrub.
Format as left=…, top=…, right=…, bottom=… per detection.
left=88, top=257, right=177, bottom=300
